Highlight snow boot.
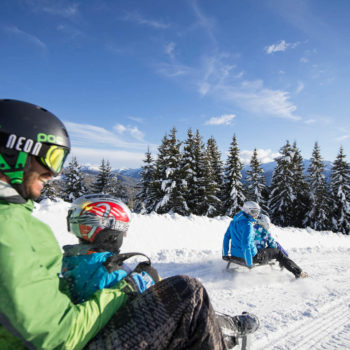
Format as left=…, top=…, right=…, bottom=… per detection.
left=296, top=271, right=308, bottom=279
left=216, top=311, right=259, bottom=349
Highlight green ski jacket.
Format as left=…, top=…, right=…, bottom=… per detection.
left=0, top=181, right=129, bottom=350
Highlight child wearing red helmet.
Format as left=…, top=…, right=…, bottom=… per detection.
left=62, top=193, right=160, bottom=304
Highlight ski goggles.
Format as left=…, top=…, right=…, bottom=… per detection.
left=37, top=144, right=69, bottom=176
left=249, top=209, right=260, bottom=217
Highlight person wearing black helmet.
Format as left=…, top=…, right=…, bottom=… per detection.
left=0, top=99, right=256, bottom=350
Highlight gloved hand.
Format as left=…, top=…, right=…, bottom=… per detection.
left=115, top=276, right=139, bottom=298
left=115, top=272, right=155, bottom=298
left=133, top=261, right=161, bottom=282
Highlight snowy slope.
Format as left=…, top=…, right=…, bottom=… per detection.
left=34, top=199, right=350, bottom=350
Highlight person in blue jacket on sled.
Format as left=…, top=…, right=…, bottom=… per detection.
left=222, top=201, right=308, bottom=279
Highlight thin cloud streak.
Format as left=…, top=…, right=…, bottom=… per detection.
left=121, top=11, right=169, bottom=29
left=64, top=121, right=153, bottom=150
left=5, top=25, right=46, bottom=49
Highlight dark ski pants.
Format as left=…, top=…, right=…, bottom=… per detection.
left=85, top=275, right=227, bottom=350
left=253, top=248, right=303, bottom=277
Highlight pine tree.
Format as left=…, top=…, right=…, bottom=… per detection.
left=154, top=128, right=189, bottom=215
left=134, top=148, right=157, bottom=214
left=61, top=157, right=88, bottom=202
left=40, top=180, right=59, bottom=201
left=245, top=149, right=268, bottom=213
left=330, top=146, right=350, bottom=234
left=268, top=141, right=295, bottom=226
left=182, top=129, right=197, bottom=213
left=290, top=142, right=309, bottom=227
left=192, top=130, right=220, bottom=216
left=223, top=135, right=246, bottom=217
left=303, top=143, right=330, bottom=230
left=105, top=174, right=127, bottom=201
left=92, top=159, right=114, bottom=194
left=206, top=137, right=224, bottom=214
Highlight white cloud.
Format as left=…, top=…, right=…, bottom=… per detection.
left=114, top=124, right=127, bottom=134
left=113, top=124, right=144, bottom=140
left=304, top=119, right=316, bottom=125
left=205, top=114, right=236, bottom=126
left=165, top=42, right=176, bottom=59
left=296, top=81, right=304, bottom=94
left=300, top=57, right=309, bottom=63
left=64, top=121, right=150, bottom=150
left=265, top=40, right=300, bottom=54
left=25, top=1, right=79, bottom=18
left=221, top=82, right=301, bottom=120
left=156, top=62, right=191, bottom=78
left=5, top=25, right=46, bottom=49
left=122, top=11, right=169, bottom=29
left=240, top=149, right=280, bottom=165
left=42, top=3, right=79, bottom=18
left=336, top=135, right=350, bottom=142
left=129, top=126, right=145, bottom=140
left=128, top=116, right=143, bottom=123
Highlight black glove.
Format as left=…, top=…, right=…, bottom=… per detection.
left=133, top=261, right=161, bottom=282
left=115, top=276, right=140, bottom=299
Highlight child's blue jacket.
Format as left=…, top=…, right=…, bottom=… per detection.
left=222, top=211, right=257, bottom=266
left=62, top=245, right=154, bottom=303
left=253, top=224, right=278, bottom=251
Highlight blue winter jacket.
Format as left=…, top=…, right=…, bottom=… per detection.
left=62, top=245, right=155, bottom=304
left=222, top=211, right=258, bottom=266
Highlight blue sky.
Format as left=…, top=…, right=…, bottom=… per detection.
left=1, top=0, right=349, bottom=169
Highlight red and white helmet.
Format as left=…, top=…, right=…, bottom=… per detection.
left=67, top=194, right=132, bottom=243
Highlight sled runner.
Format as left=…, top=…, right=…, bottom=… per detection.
left=223, top=255, right=276, bottom=270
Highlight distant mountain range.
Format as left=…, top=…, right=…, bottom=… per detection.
left=80, top=160, right=333, bottom=187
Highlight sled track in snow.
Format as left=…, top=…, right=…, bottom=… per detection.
left=255, top=295, right=350, bottom=350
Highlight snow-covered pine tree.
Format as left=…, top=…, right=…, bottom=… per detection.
left=330, top=146, right=350, bottom=234
left=303, top=142, right=330, bottom=230
left=104, top=173, right=128, bottom=202
left=61, top=156, right=88, bottom=202
left=182, top=129, right=197, bottom=213
left=154, top=128, right=189, bottom=215
left=192, top=130, right=220, bottom=216
left=40, top=180, right=59, bottom=201
left=268, top=141, right=295, bottom=226
left=290, top=142, right=309, bottom=227
left=245, top=148, right=268, bottom=213
left=92, top=159, right=114, bottom=194
left=223, top=135, right=246, bottom=217
left=206, top=136, right=224, bottom=214
left=134, top=148, right=157, bottom=214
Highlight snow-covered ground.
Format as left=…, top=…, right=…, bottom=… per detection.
left=34, top=199, right=350, bottom=350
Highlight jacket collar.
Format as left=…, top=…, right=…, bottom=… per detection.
left=0, top=180, right=33, bottom=207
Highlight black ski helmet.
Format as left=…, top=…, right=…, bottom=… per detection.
left=0, top=99, right=71, bottom=186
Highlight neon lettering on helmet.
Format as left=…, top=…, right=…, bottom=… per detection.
left=5, top=134, right=42, bottom=156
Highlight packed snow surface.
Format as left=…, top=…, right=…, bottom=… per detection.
left=34, top=199, right=350, bottom=350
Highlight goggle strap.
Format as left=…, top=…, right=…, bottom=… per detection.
left=0, top=152, right=28, bottom=185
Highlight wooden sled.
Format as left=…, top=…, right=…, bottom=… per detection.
left=223, top=255, right=276, bottom=270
